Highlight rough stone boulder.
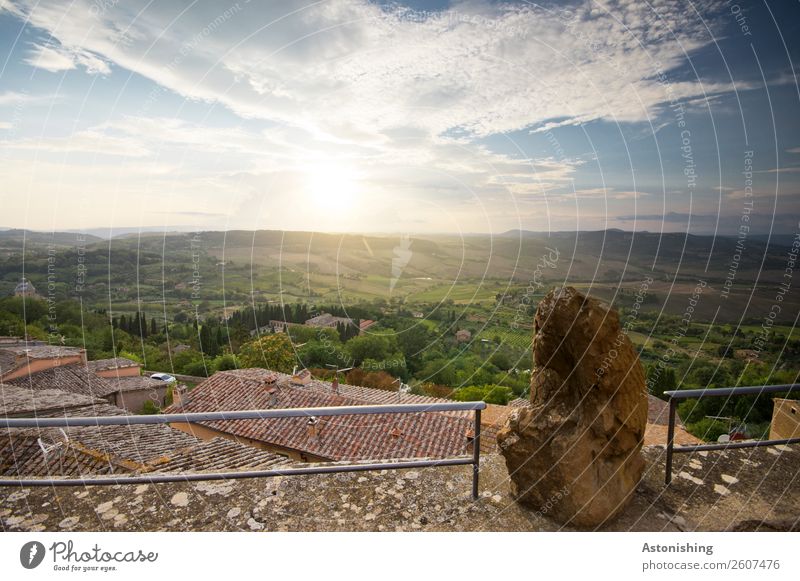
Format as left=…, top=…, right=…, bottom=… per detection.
left=497, top=286, right=647, bottom=527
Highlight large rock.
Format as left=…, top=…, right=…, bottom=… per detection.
left=497, top=286, right=647, bottom=527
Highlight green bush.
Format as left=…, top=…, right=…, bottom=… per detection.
left=454, top=384, right=512, bottom=405
left=686, top=418, right=729, bottom=442
left=141, top=400, right=161, bottom=415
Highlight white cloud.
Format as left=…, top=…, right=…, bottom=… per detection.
left=24, top=42, right=110, bottom=74
left=6, top=0, right=732, bottom=137
left=3, top=128, right=150, bottom=157
left=1, top=0, right=757, bottom=232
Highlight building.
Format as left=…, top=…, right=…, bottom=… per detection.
left=102, top=376, right=171, bottom=413
left=0, top=345, right=86, bottom=382
left=0, top=336, right=46, bottom=346
left=304, top=313, right=353, bottom=328
left=455, top=329, right=472, bottom=343
left=0, top=384, right=291, bottom=478
left=1, top=351, right=167, bottom=414
left=13, top=278, right=38, bottom=298
left=166, top=368, right=473, bottom=463
left=86, top=357, right=142, bottom=378
left=770, top=398, right=800, bottom=440
left=359, top=319, right=376, bottom=334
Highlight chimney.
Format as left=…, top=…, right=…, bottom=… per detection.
left=307, top=416, right=319, bottom=439
left=331, top=375, right=339, bottom=393
left=172, top=386, right=187, bottom=408
left=267, top=387, right=278, bottom=408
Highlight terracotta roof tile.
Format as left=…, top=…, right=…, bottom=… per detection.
left=0, top=385, right=103, bottom=416
left=153, top=437, right=291, bottom=473
left=7, top=363, right=119, bottom=398
left=166, top=369, right=473, bottom=461
left=1, top=375, right=296, bottom=479
left=86, top=357, right=141, bottom=372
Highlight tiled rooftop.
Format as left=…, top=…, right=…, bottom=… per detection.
left=0, top=346, right=86, bottom=380
left=0, top=385, right=103, bottom=416
left=6, top=363, right=119, bottom=398
left=103, top=376, right=166, bottom=393
left=647, top=394, right=679, bottom=426
left=166, top=369, right=473, bottom=461
left=1, top=381, right=292, bottom=479
left=85, top=357, right=141, bottom=372
left=0, top=345, right=84, bottom=359
left=152, top=437, right=291, bottom=474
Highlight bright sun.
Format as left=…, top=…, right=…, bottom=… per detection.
left=307, top=163, right=360, bottom=213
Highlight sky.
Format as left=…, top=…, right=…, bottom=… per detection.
left=0, top=0, right=799, bottom=236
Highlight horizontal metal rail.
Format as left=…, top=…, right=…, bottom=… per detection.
left=664, top=383, right=800, bottom=400
left=1, top=458, right=474, bottom=488
left=664, top=384, right=799, bottom=484
left=0, top=401, right=485, bottom=428
left=0, top=402, right=486, bottom=499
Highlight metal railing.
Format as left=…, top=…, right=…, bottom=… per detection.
left=0, top=401, right=486, bottom=499
left=664, top=384, right=800, bottom=484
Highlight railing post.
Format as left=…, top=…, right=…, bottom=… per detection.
left=472, top=408, right=481, bottom=500
left=665, top=397, right=676, bottom=485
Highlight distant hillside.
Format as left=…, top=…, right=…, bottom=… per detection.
left=0, top=228, right=796, bottom=323
left=0, top=228, right=103, bottom=247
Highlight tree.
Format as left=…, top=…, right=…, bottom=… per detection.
left=454, top=384, right=513, bottom=405
left=418, top=358, right=457, bottom=386
left=346, top=334, right=392, bottom=365
left=489, top=351, right=512, bottom=371
left=238, top=333, right=296, bottom=373
left=646, top=365, right=676, bottom=400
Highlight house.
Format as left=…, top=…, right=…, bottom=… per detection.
left=359, top=319, right=376, bottom=334
left=0, top=345, right=86, bottom=382
left=4, top=355, right=168, bottom=414
left=304, top=313, right=353, bottom=328
left=770, top=398, right=800, bottom=440
left=171, top=344, right=192, bottom=354
left=455, top=329, right=472, bottom=343
left=13, top=278, right=38, bottom=298
left=0, top=336, right=46, bottom=346
left=86, top=357, right=142, bottom=378
left=102, top=375, right=171, bottom=413
left=165, top=369, right=473, bottom=463
left=0, top=384, right=291, bottom=478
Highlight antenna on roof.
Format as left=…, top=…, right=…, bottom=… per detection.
left=37, top=429, right=69, bottom=475
left=325, top=364, right=353, bottom=393
left=392, top=377, right=403, bottom=402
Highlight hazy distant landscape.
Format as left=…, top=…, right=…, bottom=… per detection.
left=2, top=226, right=796, bottom=323
left=1, top=225, right=797, bottom=442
